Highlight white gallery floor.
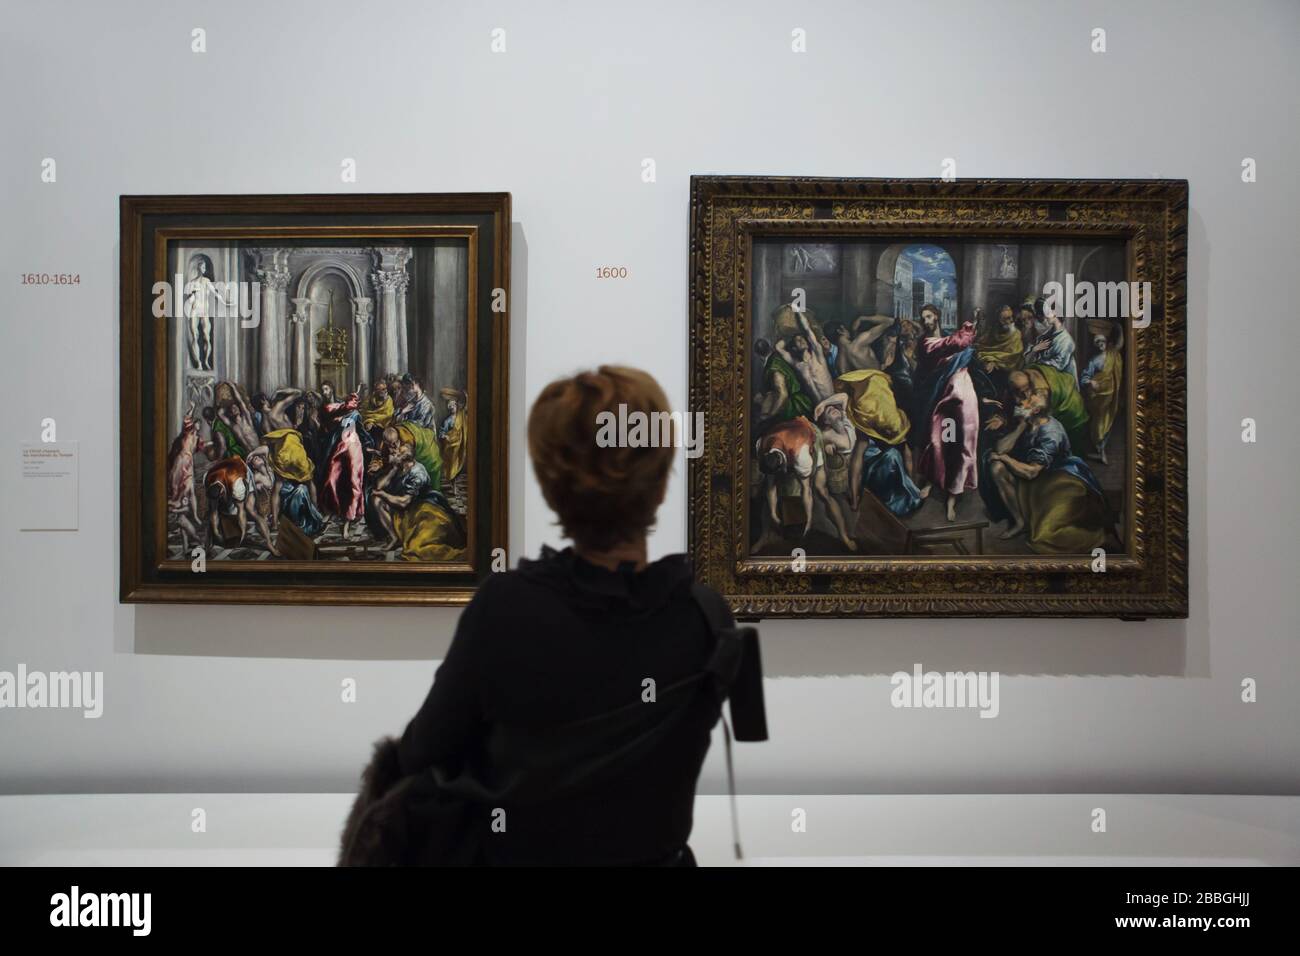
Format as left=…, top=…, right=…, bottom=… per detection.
left=2, top=794, right=1296, bottom=866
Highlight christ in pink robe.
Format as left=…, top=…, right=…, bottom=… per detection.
left=915, top=322, right=979, bottom=495
left=320, top=406, right=366, bottom=521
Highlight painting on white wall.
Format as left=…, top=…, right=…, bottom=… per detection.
left=120, top=193, right=511, bottom=605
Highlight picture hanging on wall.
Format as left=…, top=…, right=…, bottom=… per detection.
left=120, top=193, right=511, bottom=605
left=688, top=176, right=1188, bottom=619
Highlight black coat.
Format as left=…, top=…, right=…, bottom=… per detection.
left=396, top=546, right=721, bottom=865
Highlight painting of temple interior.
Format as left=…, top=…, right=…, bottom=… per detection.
left=163, top=241, right=470, bottom=563
left=749, top=238, right=1129, bottom=557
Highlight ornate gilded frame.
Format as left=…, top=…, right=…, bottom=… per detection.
left=120, top=193, right=511, bottom=605
left=688, top=176, right=1188, bottom=619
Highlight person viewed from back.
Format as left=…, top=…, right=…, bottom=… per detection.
left=397, top=366, right=725, bottom=865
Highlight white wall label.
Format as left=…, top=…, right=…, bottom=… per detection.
left=19, top=442, right=78, bottom=530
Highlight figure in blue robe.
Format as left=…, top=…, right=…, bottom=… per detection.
left=1024, top=324, right=1077, bottom=380
left=277, top=480, right=326, bottom=537
left=861, top=439, right=924, bottom=517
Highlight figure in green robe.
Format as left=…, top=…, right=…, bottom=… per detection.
left=1012, top=364, right=1089, bottom=453
left=388, top=421, right=443, bottom=494
left=754, top=338, right=814, bottom=425
left=204, top=411, right=246, bottom=459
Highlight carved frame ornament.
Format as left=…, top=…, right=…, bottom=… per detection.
left=688, top=176, right=1189, bottom=619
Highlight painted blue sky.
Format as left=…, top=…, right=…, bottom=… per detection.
left=900, top=244, right=957, bottom=303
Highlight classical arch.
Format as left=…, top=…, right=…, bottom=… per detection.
left=868, top=243, right=908, bottom=318
left=290, top=257, right=374, bottom=392
left=1074, top=245, right=1105, bottom=284
left=295, top=256, right=367, bottom=301
left=874, top=243, right=910, bottom=285
left=880, top=243, right=959, bottom=325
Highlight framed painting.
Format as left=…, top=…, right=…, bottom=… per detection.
left=688, top=176, right=1188, bottom=618
left=120, top=193, right=510, bottom=605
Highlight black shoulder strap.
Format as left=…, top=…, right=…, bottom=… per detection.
left=691, top=583, right=768, bottom=743
left=689, top=583, right=769, bottom=861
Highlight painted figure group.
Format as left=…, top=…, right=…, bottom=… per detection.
left=752, top=298, right=1124, bottom=555
left=166, top=373, right=469, bottom=561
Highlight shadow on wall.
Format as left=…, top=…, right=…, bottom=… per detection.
left=756, top=615, right=1194, bottom=679
left=128, top=603, right=462, bottom=661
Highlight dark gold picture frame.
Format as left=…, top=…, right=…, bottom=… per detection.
left=688, top=176, right=1188, bottom=619
left=120, top=193, right=511, bottom=605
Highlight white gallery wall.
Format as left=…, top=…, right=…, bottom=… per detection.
left=1, top=0, right=1297, bottom=795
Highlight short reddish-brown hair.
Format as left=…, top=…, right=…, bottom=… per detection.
left=527, top=366, right=674, bottom=551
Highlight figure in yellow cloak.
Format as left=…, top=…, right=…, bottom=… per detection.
left=976, top=308, right=1024, bottom=372
left=360, top=383, right=395, bottom=432
left=834, top=368, right=914, bottom=512
left=1081, top=324, right=1123, bottom=465
left=438, top=387, right=468, bottom=483
left=261, top=428, right=313, bottom=482
left=372, top=441, right=464, bottom=562
left=834, top=368, right=910, bottom=446
left=393, top=501, right=466, bottom=561
left=986, top=399, right=1108, bottom=556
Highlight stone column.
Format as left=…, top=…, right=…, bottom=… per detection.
left=218, top=244, right=246, bottom=384
left=371, top=270, right=401, bottom=380
left=963, top=244, right=992, bottom=321
left=253, top=248, right=291, bottom=393
left=289, top=296, right=313, bottom=388
left=840, top=244, right=879, bottom=317
left=1022, top=244, right=1079, bottom=341
left=751, top=243, right=784, bottom=340
left=393, top=272, right=410, bottom=372
left=370, top=247, right=413, bottom=380
left=431, top=241, right=469, bottom=395
left=351, top=296, right=373, bottom=387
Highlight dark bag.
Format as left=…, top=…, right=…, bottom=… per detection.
left=338, top=582, right=766, bottom=866
left=337, top=735, right=484, bottom=866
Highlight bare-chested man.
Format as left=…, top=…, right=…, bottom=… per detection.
left=775, top=310, right=836, bottom=403
left=826, top=314, right=895, bottom=374
left=753, top=415, right=856, bottom=552
left=245, top=445, right=280, bottom=531
left=259, top=387, right=304, bottom=432
left=203, top=454, right=277, bottom=555
left=166, top=405, right=205, bottom=553
left=218, top=385, right=260, bottom=453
